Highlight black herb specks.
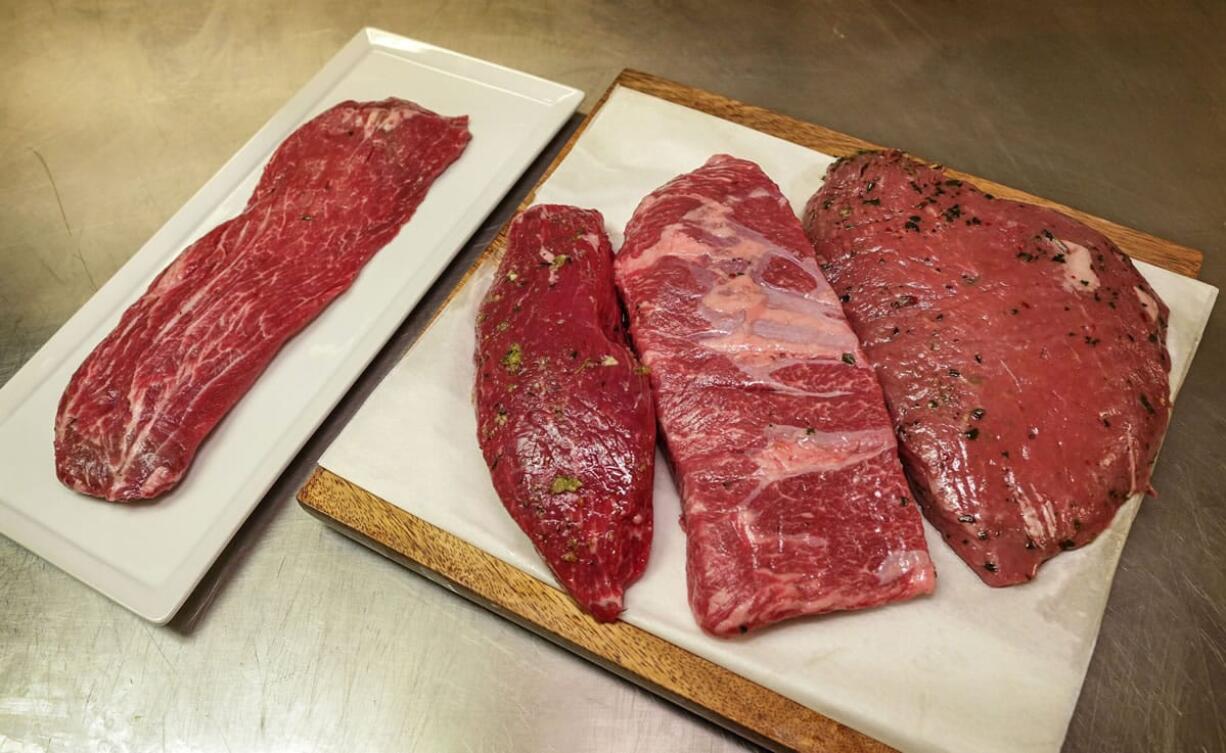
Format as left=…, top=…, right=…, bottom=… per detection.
left=841, top=352, right=857, bottom=365
left=958, top=514, right=976, bottom=523
left=862, top=198, right=881, bottom=206
left=1059, top=540, right=1077, bottom=551
left=984, top=562, right=998, bottom=573
left=839, top=293, right=851, bottom=303
left=865, top=180, right=876, bottom=192
left=900, top=496, right=910, bottom=506
left=965, top=427, right=980, bottom=440
left=904, top=216, right=922, bottom=232
left=1139, top=393, right=1156, bottom=415
left=970, top=408, right=986, bottom=421
left=948, top=367, right=962, bottom=378
left=1051, top=253, right=1066, bottom=263
left=943, top=204, right=962, bottom=222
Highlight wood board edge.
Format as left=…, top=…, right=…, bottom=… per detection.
left=297, top=467, right=894, bottom=753
left=295, top=69, right=1207, bottom=753
left=614, top=68, right=1204, bottom=278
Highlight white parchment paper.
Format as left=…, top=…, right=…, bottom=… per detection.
left=319, top=87, right=1219, bottom=753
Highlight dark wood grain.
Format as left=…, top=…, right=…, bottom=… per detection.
left=298, top=69, right=1207, bottom=753
left=299, top=468, right=892, bottom=753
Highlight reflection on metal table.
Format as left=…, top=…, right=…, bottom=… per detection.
left=1, top=3, right=1223, bottom=753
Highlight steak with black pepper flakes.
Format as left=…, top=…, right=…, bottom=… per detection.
left=803, top=150, right=1172, bottom=586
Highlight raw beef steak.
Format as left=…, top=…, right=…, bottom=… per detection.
left=56, top=98, right=470, bottom=501
left=474, top=204, right=655, bottom=622
left=803, top=150, right=1172, bottom=586
left=614, top=155, right=935, bottom=637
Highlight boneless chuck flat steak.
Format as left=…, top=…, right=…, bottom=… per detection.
left=475, top=204, right=655, bottom=622
left=55, top=98, right=471, bottom=501
left=615, top=155, right=935, bottom=637
left=803, top=150, right=1172, bottom=585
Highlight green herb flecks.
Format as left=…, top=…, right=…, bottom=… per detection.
left=502, top=343, right=523, bottom=374
left=549, top=475, right=583, bottom=494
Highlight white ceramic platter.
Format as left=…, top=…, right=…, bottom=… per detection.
left=0, top=27, right=583, bottom=622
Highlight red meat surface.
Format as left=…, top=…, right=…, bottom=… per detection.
left=55, top=98, right=470, bottom=501
left=474, top=204, right=655, bottom=622
left=615, top=155, right=934, bottom=637
left=803, top=150, right=1172, bottom=586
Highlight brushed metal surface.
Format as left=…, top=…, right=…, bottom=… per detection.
left=1, top=2, right=1223, bottom=752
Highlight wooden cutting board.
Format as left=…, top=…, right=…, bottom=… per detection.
left=297, top=69, right=1204, bottom=753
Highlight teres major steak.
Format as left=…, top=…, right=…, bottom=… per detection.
left=803, top=150, right=1172, bottom=586
left=474, top=204, right=655, bottom=622
left=615, top=155, right=935, bottom=637
left=55, top=98, right=471, bottom=500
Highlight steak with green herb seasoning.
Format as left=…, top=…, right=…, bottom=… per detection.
left=615, top=155, right=934, bottom=637
left=474, top=204, right=655, bottom=622
left=803, top=150, right=1172, bottom=586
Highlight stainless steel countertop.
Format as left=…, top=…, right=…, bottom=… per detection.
left=2, top=3, right=1223, bottom=752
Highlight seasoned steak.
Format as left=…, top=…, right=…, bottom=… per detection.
left=615, top=155, right=934, bottom=637
left=55, top=98, right=470, bottom=501
left=474, top=204, right=655, bottom=622
left=803, top=150, right=1172, bottom=586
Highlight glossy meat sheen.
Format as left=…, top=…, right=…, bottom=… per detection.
left=474, top=204, right=655, bottom=622
left=803, top=150, right=1172, bottom=586
left=615, top=155, right=934, bottom=637
left=55, top=98, right=471, bottom=501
